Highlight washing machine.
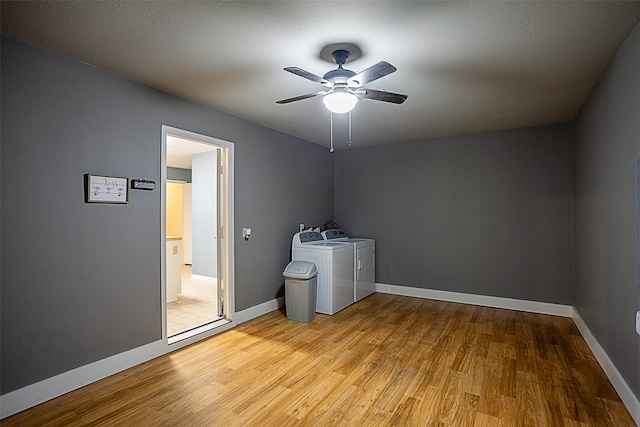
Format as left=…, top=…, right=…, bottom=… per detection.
left=322, top=229, right=375, bottom=302
left=292, top=231, right=355, bottom=315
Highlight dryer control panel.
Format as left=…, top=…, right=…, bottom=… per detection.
left=323, top=229, right=347, bottom=240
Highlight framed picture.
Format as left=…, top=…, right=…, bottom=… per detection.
left=85, top=174, right=129, bottom=204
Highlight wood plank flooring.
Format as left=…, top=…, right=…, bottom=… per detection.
left=3, top=293, right=635, bottom=426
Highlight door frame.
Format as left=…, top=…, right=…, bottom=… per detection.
left=161, top=125, right=235, bottom=345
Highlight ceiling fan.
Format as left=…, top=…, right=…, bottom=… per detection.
left=276, top=49, right=408, bottom=113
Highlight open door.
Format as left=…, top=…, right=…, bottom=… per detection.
left=162, top=125, right=235, bottom=344
left=217, top=147, right=224, bottom=317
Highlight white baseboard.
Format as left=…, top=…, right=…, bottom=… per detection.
left=0, top=296, right=285, bottom=420
left=572, top=309, right=640, bottom=426
left=375, top=283, right=573, bottom=317
left=5, top=292, right=637, bottom=425
left=234, top=296, right=284, bottom=324
left=376, top=282, right=639, bottom=425
left=0, top=340, right=166, bottom=419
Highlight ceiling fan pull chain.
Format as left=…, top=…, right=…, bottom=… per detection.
left=330, top=111, right=334, bottom=153
left=349, top=110, right=352, bottom=147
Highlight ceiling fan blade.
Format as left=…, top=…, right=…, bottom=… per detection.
left=276, top=91, right=328, bottom=104
left=347, top=61, right=397, bottom=87
left=284, top=67, right=333, bottom=86
left=355, top=88, right=408, bottom=104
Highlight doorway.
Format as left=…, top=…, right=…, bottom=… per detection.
left=162, top=126, right=234, bottom=344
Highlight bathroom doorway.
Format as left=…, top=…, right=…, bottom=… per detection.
left=162, top=126, right=234, bottom=344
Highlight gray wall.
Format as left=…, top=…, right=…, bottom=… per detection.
left=334, top=123, right=574, bottom=304
left=0, top=36, right=333, bottom=394
left=5, top=18, right=639, bottom=407
left=574, top=22, right=640, bottom=399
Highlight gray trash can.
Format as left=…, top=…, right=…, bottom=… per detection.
left=283, top=261, right=318, bottom=322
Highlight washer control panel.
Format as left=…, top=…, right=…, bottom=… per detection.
left=296, top=231, right=324, bottom=243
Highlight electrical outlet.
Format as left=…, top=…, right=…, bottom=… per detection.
left=300, top=223, right=305, bottom=232
left=636, top=311, right=640, bottom=336
left=173, top=245, right=178, bottom=255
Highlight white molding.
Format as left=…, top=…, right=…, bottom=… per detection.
left=8, top=290, right=638, bottom=425
left=161, top=124, right=236, bottom=337
left=234, top=297, right=284, bottom=324
left=572, top=308, right=640, bottom=426
left=0, top=340, right=165, bottom=419
left=0, top=295, right=285, bottom=420
left=376, top=283, right=639, bottom=424
left=375, top=283, right=573, bottom=317
left=0, top=321, right=238, bottom=419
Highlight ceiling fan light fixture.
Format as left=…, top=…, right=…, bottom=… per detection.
left=323, top=92, right=358, bottom=114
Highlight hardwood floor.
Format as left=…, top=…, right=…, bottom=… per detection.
left=4, top=293, right=635, bottom=426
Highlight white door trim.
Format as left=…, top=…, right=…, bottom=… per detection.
left=161, top=125, right=236, bottom=339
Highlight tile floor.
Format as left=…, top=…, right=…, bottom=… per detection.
left=167, top=265, right=220, bottom=336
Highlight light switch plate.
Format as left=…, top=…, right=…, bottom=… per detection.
left=636, top=311, right=640, bottom=336
left=242, top=227, right=252, bottom=240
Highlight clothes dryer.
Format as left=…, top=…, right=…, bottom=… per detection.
left=322, top=229, right=375, bottom=302
left=291, top=231, right=355, bottom=315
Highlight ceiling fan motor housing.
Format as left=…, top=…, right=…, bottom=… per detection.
left=323, top=49, right=356, bottom=85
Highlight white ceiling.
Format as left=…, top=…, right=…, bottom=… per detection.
left=2, top=1, right=640, bottom=150
left=166, top=135, right=217, bottom=170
